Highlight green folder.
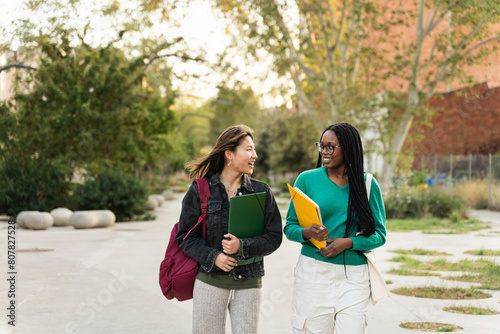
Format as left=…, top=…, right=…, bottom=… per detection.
left=228, top=192, right=266, bottom=265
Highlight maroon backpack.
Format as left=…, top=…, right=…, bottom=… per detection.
left=159, top=178, right=209, bottom=301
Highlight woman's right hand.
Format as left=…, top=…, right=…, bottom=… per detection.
left=215, top=253, right=238, bottom=272
left=302, top=225, right=328, bottom=242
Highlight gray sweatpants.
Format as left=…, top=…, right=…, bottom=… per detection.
left=192, top=279, right=261, bottom=334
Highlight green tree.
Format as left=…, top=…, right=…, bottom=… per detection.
left=208, top=85, right=261, bottom=136
left=1, top=33, right=177, bottom=175
left=214, top=0, right=500, bottom=189
left=214, top=0, right=383, bottom=118
left=257, top=110, right=319, bottom=176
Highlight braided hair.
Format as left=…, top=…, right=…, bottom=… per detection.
left=316, top=123, right=375, bottom=237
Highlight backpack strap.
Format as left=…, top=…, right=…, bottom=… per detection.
left=183, top=178, right=210, bottom=240
left=365, top=173, right=373, bottom=199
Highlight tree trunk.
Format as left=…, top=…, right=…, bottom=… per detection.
left=379, top=110, right=411, bottom=190
left=379, top=0, right=425, bottom=190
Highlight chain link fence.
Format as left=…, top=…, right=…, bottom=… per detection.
left=416, top=154, right=500, bottom=209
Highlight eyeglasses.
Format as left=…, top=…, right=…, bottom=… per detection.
left=316, top=142, right=340, bottom=154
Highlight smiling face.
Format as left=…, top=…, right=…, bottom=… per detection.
left=319, top=130, right=345, bottom=171
left=226, top=135, right=257, bottom=175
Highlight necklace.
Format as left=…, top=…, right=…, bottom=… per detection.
left=223, top=183, right=238, bottom=197
left=221, top=178, right=240, bottom=197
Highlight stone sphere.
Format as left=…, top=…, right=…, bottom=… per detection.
left=50, top=208, right=73, bottom=226
left=161, top=190, right=175, bottom=200
left=16, top=211, right=39, bottom=228
left=146, top=198, right=158, bottom=211
left=149, top=195, right=165, bottom=206
left=94, top=210, right=116, bottom=227
left=23, top=212, right=54, bottom=230
left=68, top=210, right=116, bottom=229
left=69, top=211, right=99, bottom=229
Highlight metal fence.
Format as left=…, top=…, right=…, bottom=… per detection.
left=417, top=154, right=500, bottom=208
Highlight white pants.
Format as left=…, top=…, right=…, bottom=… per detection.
left=291, top=254, right=370, bottom=334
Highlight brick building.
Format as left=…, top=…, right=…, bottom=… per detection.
left=403, top=83, right=500, bottom=173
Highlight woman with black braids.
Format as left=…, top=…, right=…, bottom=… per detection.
left=284, top=123, right=386, bottom=334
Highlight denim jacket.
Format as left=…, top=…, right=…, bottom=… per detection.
left=176, top=173, right=283, bottom=280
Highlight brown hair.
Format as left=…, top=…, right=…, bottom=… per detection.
left=185, top=125, right=254, bottom=179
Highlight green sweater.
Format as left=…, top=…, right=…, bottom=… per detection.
left=284, top=167, right=386, bottom=265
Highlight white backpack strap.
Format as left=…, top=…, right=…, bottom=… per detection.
left=363, top=172, right=390, bottom=305
left=365, top=173, right=373, bottom=199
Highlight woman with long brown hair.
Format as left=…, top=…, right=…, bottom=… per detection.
left=177, top=125, right=283, bottom=334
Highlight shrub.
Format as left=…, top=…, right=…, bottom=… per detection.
left=72, top=170, right=147, bottom=221
left=277, top=178, right=290, bottom=193
left=0, top=159, right=71, bottom=217
left=384, top=188, right=412, bottom=219
left=453, top=180, right=490, bottom=209
left=426, top=187, right=466, bottom=219
left=449, top=210, right=463, bottom=223
left=384, top=186, right=468, bottom=219
left=407, top=171, right=427, bottom=186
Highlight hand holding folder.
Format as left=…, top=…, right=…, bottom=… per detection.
left=287, top=184, right=327, bottom=249
left=228, top=192, right=266, bottom=265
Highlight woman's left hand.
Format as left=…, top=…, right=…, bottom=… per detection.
left=320, top=238, right=353, bottom=257
left=222, top=233, right=241, bottom=255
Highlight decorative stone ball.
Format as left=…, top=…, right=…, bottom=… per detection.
left=94, top=210, right=116, bottom=227
left=146, top=198, right=158, bottom=211
left=149, top=195, right=165, bottom=206
left=16, top=211, right=39, bottom=228
left=68, top=210, right=116, bottom=229
left=50, top=208, right=73, bottom=226
left=161, top=190, right=175, bottom=200
left=69, top=211, right=99, bottom=229
left=23, top=212, right=54, bottom=230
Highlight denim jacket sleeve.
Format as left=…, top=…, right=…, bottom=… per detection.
left=176, top=182, right=221, bottom=272
left=238, top=182, right=283, bottom=260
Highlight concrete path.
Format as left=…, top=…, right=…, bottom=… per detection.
left=1, top=194, right=499, bottom=334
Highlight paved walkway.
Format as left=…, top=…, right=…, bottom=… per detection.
left=1, top=194, right=499, bottom=333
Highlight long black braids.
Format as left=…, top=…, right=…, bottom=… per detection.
left=316, top=123, right=375, bottom=237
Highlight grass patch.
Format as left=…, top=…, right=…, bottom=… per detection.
left=391, top=248, right=451, bottom=256
left=400, top=322, right=462, bottom=332
left=386, top=217, right=489, bottom=234
left=390, top=256, right=500, bottom=289
left=443, top=305, right=499, bottom=315
left=476, top=232, right=500, bottom=237
left=391, top=286, right=491, bottom=299
left=442, top=263, right=500, bottom=290
left=388, top=267, right=440, bottom=276
left=464, top=249, right=500, bottom=256
left=388, top=255, right=442, bottom=276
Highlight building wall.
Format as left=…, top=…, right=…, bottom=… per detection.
left=404, top=83, right=500, bottom=160
left=0, top=49, right=39, bottom=102
left=0, top=51, right=15, bottom=101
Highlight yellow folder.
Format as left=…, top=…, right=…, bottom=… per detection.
left=287, top=184, right=326, bottom=249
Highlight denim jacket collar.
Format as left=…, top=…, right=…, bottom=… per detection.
left=208, top=172, right=254, bottom=192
